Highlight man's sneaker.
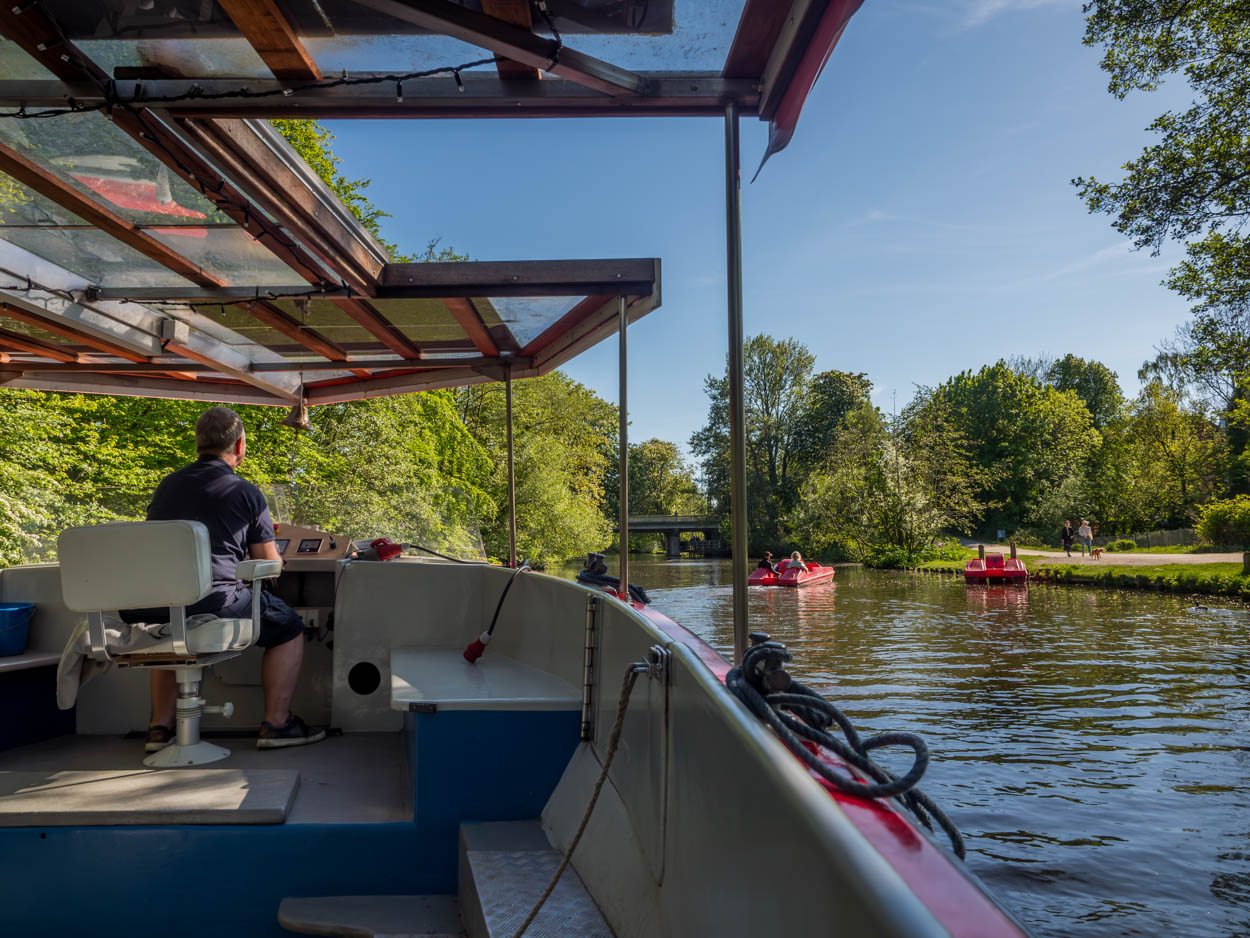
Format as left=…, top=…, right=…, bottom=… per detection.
left=257, top=714, right=326, bottom=749
left=145, top=725, right=175, bottom=752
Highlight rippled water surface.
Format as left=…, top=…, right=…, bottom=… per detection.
left=585, top=559, right=1250, bottom=937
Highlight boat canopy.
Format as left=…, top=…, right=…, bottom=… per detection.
left=0, top=0, right=861, bottom=405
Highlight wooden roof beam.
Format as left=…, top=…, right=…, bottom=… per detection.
left=444, top=297, right=499, bottom=357
left=353, top=0, right=645, bottom=96
left=481, top=0, right=542, bottom=80
left=0, top=326, right=83, bottom=363
left=330, top=297, right=422, bottom=360
left=216, top=0, right=323, bottom=82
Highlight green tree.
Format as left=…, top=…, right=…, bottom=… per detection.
left=1045, top=354, right=1123, bottom=429
left=790, top=369, right=873, bottom=473
left=456, top=372, right=618, bottom=564
left=1126, top=381, right=1224, bottom=527
left=1075, top=0, right=1250, bottom=487
left=926, top=362, right=1101, bottom=533
left=690, top=334, right=815, bottom=547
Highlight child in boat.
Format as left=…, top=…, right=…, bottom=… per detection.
left=757, top=551, right=778, bottom=574
left=788, top=551, right=810, bottom=573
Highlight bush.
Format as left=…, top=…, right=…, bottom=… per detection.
left=1197, top=496, right=1250, bottom=548
left=1107, top=539, right=1137, bottom=552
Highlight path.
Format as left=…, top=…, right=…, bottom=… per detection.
left=983, top=545, right=1242, bottom=567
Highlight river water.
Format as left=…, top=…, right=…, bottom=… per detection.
left=593, top=557, right=1250, bottom=937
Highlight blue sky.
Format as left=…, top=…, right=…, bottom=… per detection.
left=326, top=0, right=1192, bottom=458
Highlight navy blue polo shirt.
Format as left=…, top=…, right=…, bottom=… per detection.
left=146, top=455, right=275, bottom=610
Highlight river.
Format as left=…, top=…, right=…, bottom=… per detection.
left=576, top=557, right=1250, bottom=937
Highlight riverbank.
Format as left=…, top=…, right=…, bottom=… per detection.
left=912, top=549, right=1250, bottom=597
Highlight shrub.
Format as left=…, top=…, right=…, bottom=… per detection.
left=1107, top=539, right=1137, bottom=552
left=1197, top=496, right=1250, bottom=548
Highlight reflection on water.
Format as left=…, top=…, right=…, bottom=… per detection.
left=573, top=558, right=1250, bottom=938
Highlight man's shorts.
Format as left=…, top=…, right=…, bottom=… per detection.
left=121, top=588, right=304, bottom=648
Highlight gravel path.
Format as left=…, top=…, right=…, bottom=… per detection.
left=985, top=545, right=1242, bottom=566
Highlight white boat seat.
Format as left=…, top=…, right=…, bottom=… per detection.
left=56, top=521, right=280, bottom=767
left=101, top=614, right=255, bottom=660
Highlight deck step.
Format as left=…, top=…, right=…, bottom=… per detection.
left=459, top=821, right=614, bottom=938
left=278, top=895, right=462, bottom=937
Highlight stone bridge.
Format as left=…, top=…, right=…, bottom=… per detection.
left=616, top=515, right=722, bottom=558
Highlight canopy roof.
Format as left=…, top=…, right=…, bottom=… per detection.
left=0, top=0, right=861, bottom=405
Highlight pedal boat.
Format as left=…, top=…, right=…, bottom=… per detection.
left=748, top=560, right=836, bottom=587
left=965, top=552, right=1028, bottom=584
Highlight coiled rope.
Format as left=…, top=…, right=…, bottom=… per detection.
left=726, top=638, right=966, bottom=859
left=510, top=659, right=647, bottom=938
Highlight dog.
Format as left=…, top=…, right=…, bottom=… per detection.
left=1090, top=547, right=1105, bottom=560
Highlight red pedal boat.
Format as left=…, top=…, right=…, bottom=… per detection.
left=749, top=559, right=836, bottom=587
left=965, top=552, right=1027, bottom=584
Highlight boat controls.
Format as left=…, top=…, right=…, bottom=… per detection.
left=575, top=552, right=650, bottom=605
left=727, top=634, right=966, bottom=859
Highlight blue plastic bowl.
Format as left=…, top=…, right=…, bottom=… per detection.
left=0, top=602, right=34, bottom=657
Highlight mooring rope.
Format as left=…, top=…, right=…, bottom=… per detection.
left=726, top=638, right=966, bottom=859
left=510, top=659, right=648, bottom=938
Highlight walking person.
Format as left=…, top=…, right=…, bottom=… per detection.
left=1061, top=520, right=1075, bottom=558
left=1077, top=519, right=1093, bottom=558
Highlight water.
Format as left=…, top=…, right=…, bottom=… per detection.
left=584, top=558, right=1250, bottom=937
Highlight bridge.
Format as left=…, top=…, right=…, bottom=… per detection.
left=616, top=515, right=723, bottom=558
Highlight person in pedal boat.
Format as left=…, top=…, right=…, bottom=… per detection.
left=757, top=551, right=779, bottom=575
left=121, top=406, right=326, bottom=753
left=788, top=551, right=810, bottom=573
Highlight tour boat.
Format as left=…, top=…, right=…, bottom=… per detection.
left=0, top=2, right=1030, bottom=937
left=748, top=559, right=836, bottom=587
left=965, top=553, right=1029, bottom=584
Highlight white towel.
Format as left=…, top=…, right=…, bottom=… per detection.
left=55, top=614, right=216, bottom=710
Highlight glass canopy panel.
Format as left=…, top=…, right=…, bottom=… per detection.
left=0, top=177, right=93, bottom=228
left=0, top=227, right=193, bottom=286
left=42, top=0, right=744, bottom=76
left=370, top=298, right=472, bottom=345
left=145, top=227, right=305, bottom=286
left=0, top=315, right=76, bottom=345
left=189, top=304, right=300, bottom=351
left=0, top=113, right=229, bottom=227
left=486, top=296, right=583, bottom=347
left=0, top=39, right=55, bottom=79
left=270, top=299, right=384, bottom=345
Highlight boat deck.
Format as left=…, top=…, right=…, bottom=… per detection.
left=0, top=732, right=410, bottom=825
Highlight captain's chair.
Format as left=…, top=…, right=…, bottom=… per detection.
left=57, top=520, right=281, bottom=768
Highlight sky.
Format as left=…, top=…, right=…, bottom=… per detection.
left=325, top=0, right=1195, bottom=458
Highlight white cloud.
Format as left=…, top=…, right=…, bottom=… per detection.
left=958, top=0, right=1080, bottom=29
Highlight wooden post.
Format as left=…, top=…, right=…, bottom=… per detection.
left=978, top=544, right=985, bottom=560
left=1010, top=541, right=1017, bottom=559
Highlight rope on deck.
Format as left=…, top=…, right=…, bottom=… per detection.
left=509, top=658, right=648, bottom=938
left=726, top=638, right=966, bottom=860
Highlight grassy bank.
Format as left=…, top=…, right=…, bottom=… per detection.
left=908, top=551, right=1250, bottom=597
left=1029, top=562, right=1250, bottom=596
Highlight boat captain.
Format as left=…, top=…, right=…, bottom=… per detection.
left=120, top=406, right=325, bottom=753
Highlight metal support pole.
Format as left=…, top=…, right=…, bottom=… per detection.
left=725, top=102, right=749, bottom=665
left=505, top=365, right=517, bottom=568
left=618, top=295, right=630, bottom=601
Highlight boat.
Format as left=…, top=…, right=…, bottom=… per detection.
left=748, top=559, right=836, bottom=587
left=0, top=3, right=1030, bottom=936
left=965, top=552, right=1029, bottom=584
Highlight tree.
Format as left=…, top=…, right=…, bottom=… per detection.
left=690, top=335, right=815, bottom=547
left=1075, top=1, right=1250, bottom=486
left=790, top=369, right=873, bottom=473
left=925, top=362, right=1101, bottom=533
left=1045, top=354, right=1124, bottom=429
left=1126, top=381, right=1225, bottom=527
left=456, top=372, right=618, bottom=564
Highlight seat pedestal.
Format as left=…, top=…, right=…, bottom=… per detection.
left=141, top=665, right=235, bottom=767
